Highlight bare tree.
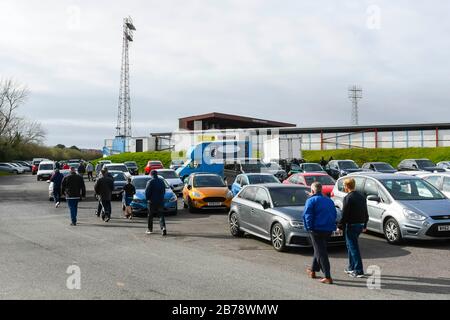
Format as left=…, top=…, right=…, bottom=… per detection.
left=0, top=78, right=45, bottom=144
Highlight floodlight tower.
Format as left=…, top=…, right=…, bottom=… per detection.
left=116, top=16, right=136, bottom=143
left=348, top=85, right=362, bottom=125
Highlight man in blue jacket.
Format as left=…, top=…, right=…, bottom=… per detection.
left=50, top=169, right=64, bottom=208
left=303, top=182, right=337, bottom=284
left=145, top=170, right=167, bottom=235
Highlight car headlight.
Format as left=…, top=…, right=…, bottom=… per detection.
left=290, top=220, right=304, bottom=229
left=192, top=191, right=202, bottom=198
left=403, top=209, right=427, bottom=221
left=226, top=190, right=234, bottom=199
left=169, top=194, right=177, bottom=202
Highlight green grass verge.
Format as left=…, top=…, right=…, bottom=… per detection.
left=0, top=172, right=12, bottom=176
left=93, top=151, right=185, bottom=172
left=302, top=147, right=450, bottom=167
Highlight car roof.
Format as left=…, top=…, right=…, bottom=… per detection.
left=240, top=173, right=276, bottom=176
left=347, top=172, right=420, bottom=180
left=363, top=162, right=390, bottom=165
left=155, top=169, right=175, bottom=172
left=263, top=183, right=310, bottom=190
left=39, top=161, right=54, bottom=165
left=104, top=163, right=126, bottom=166
left=295, top=172, right=329, bottom=176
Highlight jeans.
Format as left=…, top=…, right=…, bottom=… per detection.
left=53, top=188, right=61, bottom=204
left=67, top=199, right=79, bottom=224
left=101, top=200, right=112, bottom=219
left=87, top=172, right=93, bottom=181
left=148, top=202, right=166, bottom=232
left=345, top=223, right=364, bottom=274
left=309, top=231, right=332, bottom=278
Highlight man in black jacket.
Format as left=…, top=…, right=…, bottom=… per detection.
left=94, top=168, right=114, bottom=222
left=62, top=167, right=86, bottom=226
left=337, top=178, right=369, bottom=278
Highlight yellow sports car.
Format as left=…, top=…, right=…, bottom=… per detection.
left=182, top=173, right=233, bottom=212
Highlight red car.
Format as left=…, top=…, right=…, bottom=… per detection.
left=283, top=172, right=336, bottom=196
left=144, top=160, right=164, bottom=175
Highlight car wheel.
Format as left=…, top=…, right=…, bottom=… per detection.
left=13, top=170, right=18, bottom=174
left=229, top=212, right=244, bottom=237
left=37, top=176, right=41, bottom=181
left=384, top=218, right=403, bottom=244
left=188, top=198, right=197, bottom=213
left=271, top=222, right=287, bottom=252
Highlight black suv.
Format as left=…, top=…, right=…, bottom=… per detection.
left=325, top=160, right=365, bottom=180
left=362, top=162, right=397, bottom=173
left=124, top=161, right=139, bottom=175
left=397, top=159, right=445, bottom=172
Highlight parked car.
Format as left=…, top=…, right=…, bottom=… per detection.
left=436, top=161, right=450, bottom=171
left=170, top=159, right=185, bottom=170
left=11, top=162, right=31, bottom=173
left=103, top=163, right=132, bottom=179
left=283, top=173, right=336, bottom=196
left=397, top=159, right=445, bottom=172
left=67, top=162, right=80, bottom=172
left=154, top=169, right=184, bottom=194
left=418, top=173, right=450, bottom=198
left=182, top=173, right=233, bottom=213
left=325, top=160, right=366, bottom=180
left=37, top=161, right=55, bottom=181
left=144, top=160, right=164, bottom=175
left=223, top=159, right=267, bottom=186
left=48, top=169, right=71, bottom=201
left=332, top=173, right=450, bottom=244
left=108, top=170, right=128, bottom=199
left=231, top=173, right=281, bottom=196
left=0, top=163, right=24, bottom=174
left=124, top=161, right=139, bottom=175
left=14, top=160, right=32, bottom=171
left=228, top=184, right=344, bottom=251
left=129, top=175, right=178, bottom=216
left=261, top=162, right=288, bottom=181
left=31, top=158, right=49, bottom=175
left=362, top=162, right=397, bottom=173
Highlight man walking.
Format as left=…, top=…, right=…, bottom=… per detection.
left=50, top=168, right=64, bottom=208
left=94, top=168, right=114, bottom=222
left=61, top=167, right=86, bottom=226
left=123, top=177, right=136, bottom=219
left=86, top=162, right=94, bottom=181
left=338, top=178, right=369, bottom=278
left=78, top=162, right=86, bottom=179
left=145, top=170, right=167, bottom=235
left=303, top=182, right=337, bottom=284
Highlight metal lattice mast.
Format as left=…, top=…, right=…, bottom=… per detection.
left=348, top=85, right=362, bottom=125
left=116, top=17, right=136, bottom=138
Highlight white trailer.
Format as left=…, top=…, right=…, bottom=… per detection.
left=263, top=135, right=302, bottom=162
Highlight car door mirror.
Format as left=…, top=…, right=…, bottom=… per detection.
left=187, top=185, right=192, bottom=190
left=367, top=195, right=381, bottom=202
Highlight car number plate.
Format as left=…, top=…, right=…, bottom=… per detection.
left=332, top=230, right=343, bottom=237
left=438, top=225, right=450, bottom=231
left=207, top=202, right=222, bottom=206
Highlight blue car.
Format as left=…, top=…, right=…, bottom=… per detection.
left=130, top=175, right=178, bottom=216
left=231, top=173, right=281, bottom=196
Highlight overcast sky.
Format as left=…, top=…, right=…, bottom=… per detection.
left=1, top=0, right=450, bottom=149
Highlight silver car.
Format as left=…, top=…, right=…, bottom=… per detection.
left=228, top=184, right=344, bottom=251
left=417, top=172, right=450, bottom=198
left=332, top=173, right=450, bottom=244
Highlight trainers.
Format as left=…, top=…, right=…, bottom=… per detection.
left=162, top=229, right=167, bottom=236
left=350, top=271, right=365, bottom=278
left=105, top=217, right=110, bottom=223
left=70, top=223, right=76, bottom=226
left=344, top=268, right=353, bottom=274
left=55, top=202, right=60, bottom=208
left=146, top=230, right=153, bottom=234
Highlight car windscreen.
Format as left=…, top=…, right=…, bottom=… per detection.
left=150, top=161, right=162, bottom=166
left=133, top=178, right=151, bottom=189
left=106, top=165, right=128, bottom=172
left=269, top=187, right=309, bottom=207
left=247, top=175, right=280, bottom=184
left=111, top=172, right=126, bottom=181
left=373, top=163, right=395, bottom=170
left=241, top=163, right=265, bottom=172
left=158, top=171, right=178, bottom=179
left=172, top=160, right=184, bottom=165
left=303, top=164, right=324, bottom=171
left=416, top=160, right=435, bottom=168
left=193, top=175, right=225, bottom=187
left=304, top=175, right=335, bottom=186
left=68, top=163, right=80, bottom=168
left=290, top=164, right=301, bottom=171
left=381, top=179, right=446, bottom=200
left=39, top=164, right=54, bottom=170
left=338, top=161, right=359, bottom=169
left=125, top=162, right=137, bottom=168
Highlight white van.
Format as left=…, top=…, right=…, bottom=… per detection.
left=37, top=161, right=55, bottom=181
